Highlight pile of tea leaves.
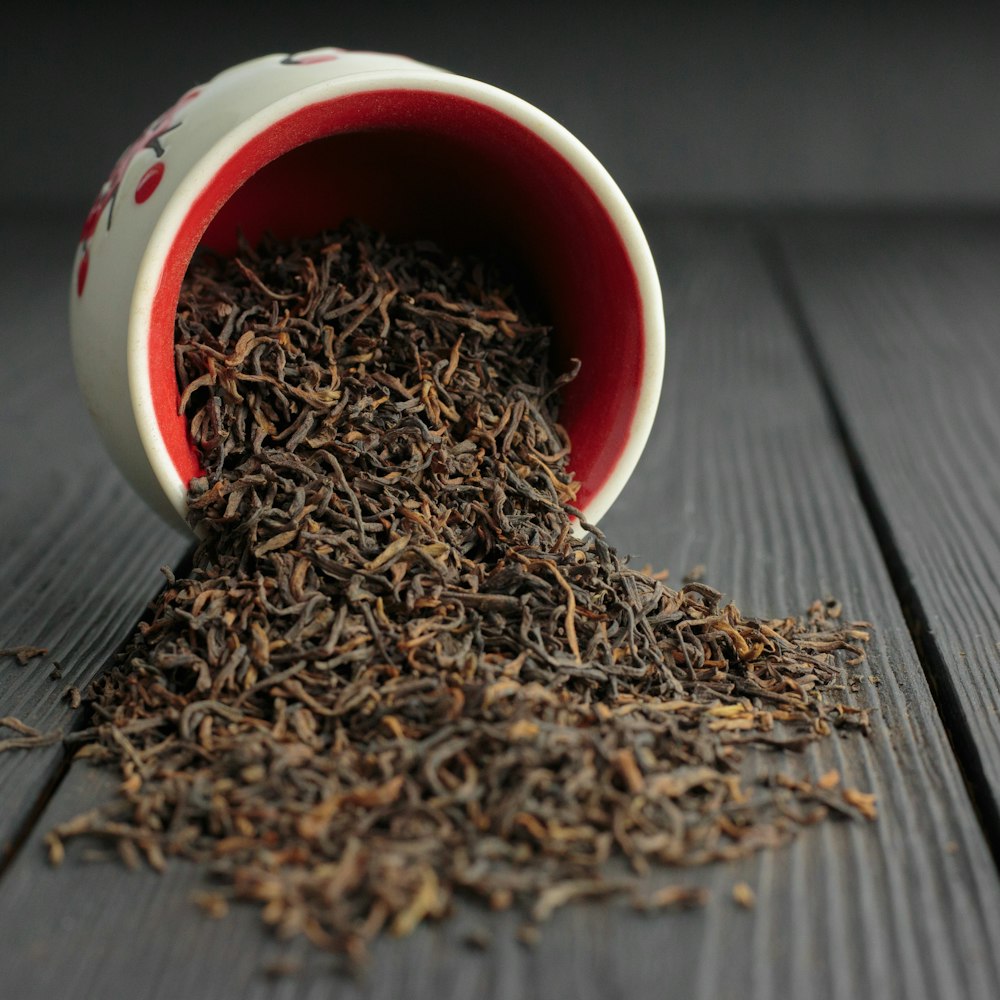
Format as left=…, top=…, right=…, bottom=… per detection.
left=52, top=223, right=873, bottom=962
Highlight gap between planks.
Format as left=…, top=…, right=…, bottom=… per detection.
left=757, top=224, right=1000, bottom=874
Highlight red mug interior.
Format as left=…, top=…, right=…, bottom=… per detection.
left=149, top=89, right=645, bottom=515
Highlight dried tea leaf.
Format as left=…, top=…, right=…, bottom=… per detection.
left=0, top=645, right=48, bottom=665
left=50, top=224, right=874, bottom=958
left=732, top=882, right=756, bottom=909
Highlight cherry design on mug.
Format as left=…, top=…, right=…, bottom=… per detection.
left=280, top=50, right=343, bottom=65
left=77, top=87, right=201, bottom=296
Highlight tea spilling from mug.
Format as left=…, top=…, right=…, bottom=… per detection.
left=50, top=223, right=875, bottom=963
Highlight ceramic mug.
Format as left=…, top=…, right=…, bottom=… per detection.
left=69, top=47, right=664, bottom=533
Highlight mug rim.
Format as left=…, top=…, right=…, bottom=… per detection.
left=127, top=68, right=665, bottom=529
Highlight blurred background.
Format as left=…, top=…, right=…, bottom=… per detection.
left=6, top=0, right=1000, bottom=219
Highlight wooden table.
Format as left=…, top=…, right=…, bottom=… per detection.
left=3, top=211, right=1000, bottom=1000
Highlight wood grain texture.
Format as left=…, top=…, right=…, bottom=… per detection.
left=0, top=216, right=189, bottom=862
left=776, top=216, right=1000, bottom=833
left=2, top=215, right=1000, bottom=1000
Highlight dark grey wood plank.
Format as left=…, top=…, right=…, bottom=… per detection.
left=776, top=216, right=1000, bottom=836
left=0, top=216, right=189, bottom=862
left=2, top=216, right=1000, bottom=1000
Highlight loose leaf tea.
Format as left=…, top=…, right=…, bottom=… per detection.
left=52, top=223, right=873, bottom=961
left=0, top=644, right=48, bottom=665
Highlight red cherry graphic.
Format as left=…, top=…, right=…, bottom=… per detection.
left=80, top=202, right=101, bottom=241
left=135, top=161, right=165, bottom=204
left=281, top=51, right=341, bottom=65
left=79, top=86, right=201, bottom=240
left=77, top=249, right=89, bottom=297
left=75, top=86, right=202, bottom=298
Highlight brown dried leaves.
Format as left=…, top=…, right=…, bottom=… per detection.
left=56, top=224, right=875, bottom=960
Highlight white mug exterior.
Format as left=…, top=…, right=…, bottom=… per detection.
left=69, top=48, right=664, bottom=533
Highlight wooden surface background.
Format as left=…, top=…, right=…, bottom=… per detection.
left=1, top=212, right=999, bottom=999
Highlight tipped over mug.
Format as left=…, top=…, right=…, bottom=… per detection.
left=69, top=47, right=665, bottom=533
